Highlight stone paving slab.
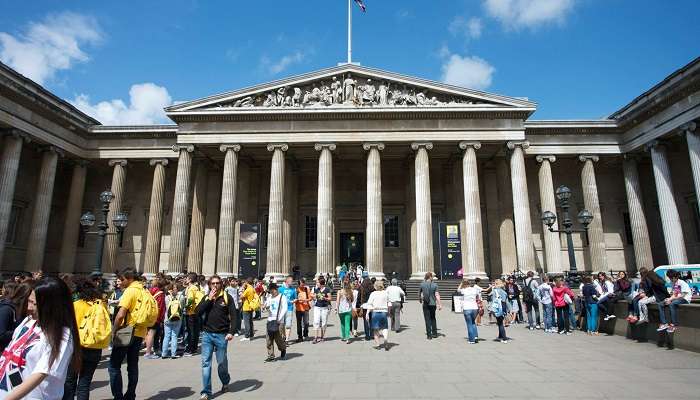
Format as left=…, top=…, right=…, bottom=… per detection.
left=90, top=304, right=700, bottom=399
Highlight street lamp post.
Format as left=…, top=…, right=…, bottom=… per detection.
left=541, top=185, right=593, bottom=287
left=79, top=190, right=128, bottom=276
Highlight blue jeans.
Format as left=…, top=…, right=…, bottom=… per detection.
left=200, top=331, right=230, bottom=396
left=658, top=298, right=689, bottom=325
left=542, top=303, right=554, bottom=330
left=162, top=319, right=182, bottom=357
left=108, top=336, right=143, bottom=400
left=586, top=303, right=598, bottom=333
left=462, top=309, right=478, bottom=342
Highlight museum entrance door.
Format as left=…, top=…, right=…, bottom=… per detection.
left=339, top=232, right=364, bottom=265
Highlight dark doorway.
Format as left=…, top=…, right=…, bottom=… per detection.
left=339, top=232, right=364, bottom=265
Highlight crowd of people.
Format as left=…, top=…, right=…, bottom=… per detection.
left=0, top=265, right=692, bottom=400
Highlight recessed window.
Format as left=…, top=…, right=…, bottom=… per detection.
left=305, top=215, right=317, bottom=249
left=384, top=215, right=399, bottom=247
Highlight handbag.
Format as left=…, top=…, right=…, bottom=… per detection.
left=112, top=325, right=134, bottom=347
left=266, top=296, right=283, bottom=333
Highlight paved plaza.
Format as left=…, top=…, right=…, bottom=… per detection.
left=90, top=305, right=700, bottom=400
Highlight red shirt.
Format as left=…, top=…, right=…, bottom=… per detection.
left=551, top=285, right=575, bottom=308
left=149, top=287, right=166, bottom=324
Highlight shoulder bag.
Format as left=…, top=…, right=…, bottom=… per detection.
left=266, top=296, right=283, bottom=333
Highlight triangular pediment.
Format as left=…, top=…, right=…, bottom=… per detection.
left=166, top=64, right=535, bottom=115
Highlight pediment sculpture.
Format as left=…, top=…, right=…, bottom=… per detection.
left=216, top=73, right=485, bottom=109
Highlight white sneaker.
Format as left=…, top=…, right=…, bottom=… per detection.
left=234, top=333, right=239, bottom=337
left=603, top=316, right=610, bottom=321
left=656, top=324, right=668, bottom=332
left=240, top=337, right=250, bottom=342
left=607, top=315, right=616, bottom=320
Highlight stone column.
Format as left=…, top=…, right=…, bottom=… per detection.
left=459, top=142, right=486, bottom=279
left=187, top=161, right=208, bottom=274
left=648, top=141, right=688, bottom=264
left=143, top=159, right=168, bottom=277
left=579, top=155, right=607, bottom=271
left=282, top=160, right=298, bottom=275
left=25, top=147, right=59, bottom=272
left=536, top=155, right=562, bottom=274
left=683, top=122, right=700, bottom=213
left=103, top=159, right=127, bottom=274
left=168, top=145, right=194, bottom=276
left=364, top=143, right=385, bottom=278
left=411, top=142, right=434, bottom=279
left=315, top=143, right=336, bottom=277
left=507, top=141, right=536, bottom=271
left=496, top=157, right=517, bottom=275
left=217, top=145, right=240, bottom=277
left=484, top=165, right=502, bottom=278
left=265, top=144, right=287, bottom=279
left=58, top=161, right=88, bottom=272
left=622, top=156, right=654, bottom=270
left=0, top=131, right=28, bottom=267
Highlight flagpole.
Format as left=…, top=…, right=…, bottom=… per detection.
left=347, top=0, right=352, bottom=64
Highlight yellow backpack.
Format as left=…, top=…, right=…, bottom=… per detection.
left=249, top=294, right=261, bottom=311
left=78, top=300, right=112, bottom=349
left=132, top=289, right=158, bottom=328
left=186, top=285, right=205, bottom=313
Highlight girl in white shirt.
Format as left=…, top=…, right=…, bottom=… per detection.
left=458, top=280, right=482, bottom=344
left=366, top=281, right=390, bottom=350
left=0, top=277, right=80, bottom=400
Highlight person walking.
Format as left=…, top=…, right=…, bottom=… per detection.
left=490, top=279, right=509, bottom=343
left=335, top=283, right=354, bottom=343
left=581, top=276, right=600, bottom=335
left=552, top=277, right=576, bottom=335
left=161, top=284, right=183, bottom=359
left=358, top=278, right=374, bottom=340
left=195, top=275, right=235, bottom=400
left=419, top=272, right=442, bottom=340
left=0, top=277, right=80, bottom=400
left=366, top=280, right=391, bottom=350
left=240, top=278, right=257, bottom=341
left=184, top=273, right=204, bottom=356
left=523, top=271, right=541, bottom=330
left=64, top=276, right=112, bottom=400
left=312, top=277, right=332, bottom=344
left=264, top=283, right=288, bottom=361
left=294, top=278, right=312, bottom=343
left=458, top=279, right=481, bottom=344
left=277, top=276, right=297, bottom=343
left=386, top=280, right=405, bottom=333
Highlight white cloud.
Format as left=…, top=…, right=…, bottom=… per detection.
left=441, top=53, right=495, bottom=90
left=71, top=83, right=172, bottom=125
left=0, top=12, right=101, bottom=84
left=483, top=0, right=575, bottom=29
left=262, top=50, right=306, bottom=75
left=449, top=16, right=483, bottom=39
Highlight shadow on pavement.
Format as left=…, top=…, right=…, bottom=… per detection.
left=229, top=379, right=263, bottom=393
left=145, top=386, right=195, bottom=399
left=89, top=380, right=109, bottom=390
left=280, top=352, right=303, bottom=360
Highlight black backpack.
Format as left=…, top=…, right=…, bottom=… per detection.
left=522, top=279, right=535, bottom=303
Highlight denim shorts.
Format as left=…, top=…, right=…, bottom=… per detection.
left=284, top=311, right=293, bottom=328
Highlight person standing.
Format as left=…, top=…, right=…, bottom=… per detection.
left=581, top=276, right=600, bottom=335
left=195, top=276, right=235, bottom=400
left=0, top=282, right=31, bottom=352
left=224, top=279, right=242, bottom=336
left=184, top=273, right=204, bottom=356
left=386, top=280, right=405, bottom=333
left=418, top=272, right=442, bottom=340
left=161, top=284, right=183, bottom=359
left=294, top=278, right=312, bottom=343
left=505, top=276, right=520, bottom=325
left=144, top=278, right=165, bottom=359
left=335, top=283, right=354, bottom=343
left=0, top=277, right=80, bottom=400
left=458, top=279, right=481, bottom=344
left=312, top=277, right=332, bottom=344
left=490, top=279, right=509, bottom=343
left=109, top=268, right=151, bottom=400
left=277, top=276, right=297, bottom=343
left=538, top=276, right=555, bottom=333
left=523, top=271, right=541, bottom=330
left=552, top=277, right=576, bottom=335
left=240, top=278, right=256, bottom=341
left=264, top=283, right=287, bottom=361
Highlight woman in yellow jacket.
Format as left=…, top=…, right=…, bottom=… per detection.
left=240, top=278, right=257, bottom=341
left=64, top=276, right=112, bottom=400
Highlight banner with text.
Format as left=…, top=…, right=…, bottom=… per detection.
left=438, top=222, right=462, bottom=279
left=238, top=223, right=261, bottom=278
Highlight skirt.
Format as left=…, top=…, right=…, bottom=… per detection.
left=370, top=311, right=388, bottom=330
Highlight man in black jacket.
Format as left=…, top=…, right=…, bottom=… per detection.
left=196, top=275, right=235, bottom=400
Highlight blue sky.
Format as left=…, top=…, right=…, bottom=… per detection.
left=1, top=0, right=698, bottom=124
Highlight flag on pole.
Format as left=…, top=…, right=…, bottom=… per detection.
left=354, top=0, right=366, bottom=12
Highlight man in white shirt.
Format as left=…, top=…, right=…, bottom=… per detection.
left=386, top=281, right=406, bottom=332
left=264, top=283, right=288, bottom=362
left=538, top=276, right=555, bottom=333
left=658, top=270, right=693, bottom=333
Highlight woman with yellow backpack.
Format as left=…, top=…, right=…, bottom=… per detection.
left=64, top=275, right=112, bottom=400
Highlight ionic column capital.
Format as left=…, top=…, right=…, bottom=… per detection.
left=536, top=155, right=556, bottom=163
left=506, top=141, right=529, bottom=150
left=362, top=143, right=385, bottom=151
left=411, top=142, right=433, bottom=151
left=314, top=143, right=336, bottom=151
left=37, top=146, right=64, bottom=157
left=108, top=159, right=128, bottom=167
left=578, top=155, right=599, bottom=163
left=459, top=141, right=481, bottom=151
left=680, top=121, right=697, bottom=134
left=3, top=129, right=31, bottom=143
left=267, top=143, right=289, bottom=152
left=645, top=140, right=665, bottom=152
left=172, top=144, right=195, bottom=153
left=149, top=158, right=169, bottom=167
left=219, top=144, right=241, bottom=153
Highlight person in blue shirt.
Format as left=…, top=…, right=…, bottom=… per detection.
left=278, top=276, right=297, bottom=343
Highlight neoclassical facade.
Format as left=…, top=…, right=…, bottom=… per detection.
left=0, top=58, right=699, bottom=279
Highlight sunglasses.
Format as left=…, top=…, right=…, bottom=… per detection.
left=210, top=281, right=222, bottom=285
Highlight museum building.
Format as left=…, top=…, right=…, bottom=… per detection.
left=0, top=57, right=698, bottom=280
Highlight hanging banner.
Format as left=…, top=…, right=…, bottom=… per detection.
left=238, top=223, right=261, bottom=278
left=439, top=222, right=462, bottom=279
